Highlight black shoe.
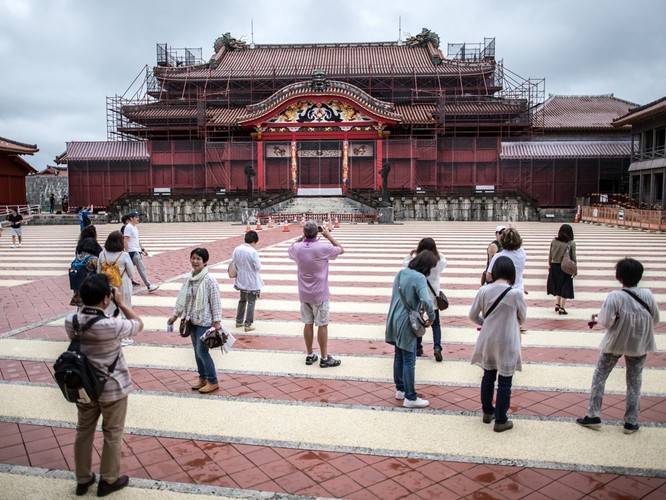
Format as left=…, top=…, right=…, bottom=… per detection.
left=576, top=416, right=602, bottom=429
left=416, top=347, right=424, bottom=357
left=434, top=348, right=443, bottom=362
left=493, top=421, right=513, bottom=432
left=76, top=473, right=96, bottom=496
left=319, top=355, right=341, bottom=368
left=623, top=422, right=640, bottom=435
left=131, top=281, right=140, bottom=287
left=305, top=353, right=318, bottom=365
left=97, top=475, right=129, bottom=497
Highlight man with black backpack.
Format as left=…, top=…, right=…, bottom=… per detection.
left=64, top=273, right=143, bottom=496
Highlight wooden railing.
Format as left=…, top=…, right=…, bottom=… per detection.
left=581, top=206, right=666, bottom=232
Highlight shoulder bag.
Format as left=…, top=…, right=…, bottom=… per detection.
left=227, top=260, right=237, bottom=279
left=397, top=271, right=426, bottom=337
left=561, top=244, right=577, bottom=276
left=427, top=281, right=449, bottom=311
left=622, top=289, right=653, bottom=315
left=484, top=286, right=513, bottom=319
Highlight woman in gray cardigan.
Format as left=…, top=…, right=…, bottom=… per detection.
left=469, top=256, right=527, bottom=432
left=386, top=251, right=437, bottom=408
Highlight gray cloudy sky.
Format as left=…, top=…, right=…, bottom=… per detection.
left=1, top=0, right=664, bottom=171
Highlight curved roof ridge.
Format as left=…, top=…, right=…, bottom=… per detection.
left=242, top=78, right=399, bottom=123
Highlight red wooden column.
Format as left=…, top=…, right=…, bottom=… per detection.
left=375, top=138, right=383, bottom=191
left=256, top=140, right=265, bottom=191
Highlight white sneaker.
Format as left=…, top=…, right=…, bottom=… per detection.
left=121, top=338, right=134, bottom=346
left=403, top=397, right=429, bottom=408
left=148, top=284, right=160, bottom=292
left=11, top=244, right=15, bottom=248
left=17, top=243, right=22, bottom=247
left=395, top=391, right=405, bottom=400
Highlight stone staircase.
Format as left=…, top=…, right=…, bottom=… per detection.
left=266, top=196, right=375, bottom=217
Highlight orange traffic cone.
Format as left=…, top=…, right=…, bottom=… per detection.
left=245, top=223, right=251, bottom=232
left=334, top=217, right=340, bottom=228
left=300, top=215, right=305, bottom=227
left=267, top=217, right=274, bottom=229
left=282, top=222, right=290, bottom=232
left=256, top=220, right=262, bottom=230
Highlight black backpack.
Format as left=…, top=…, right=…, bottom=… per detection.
left=53, top=315, right=119, bottom=404
left=68, top=254, right=95, bottom=292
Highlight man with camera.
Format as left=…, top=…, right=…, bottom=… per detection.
left=288, top=220, right=344, bottom=368
left=65, top=273, right=144, bottom=496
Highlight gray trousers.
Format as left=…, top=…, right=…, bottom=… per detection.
left=586, top=352, right=647, bottom=425
left=131, top=252, right=150, bottom=287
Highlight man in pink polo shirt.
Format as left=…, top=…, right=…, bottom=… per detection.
left=288, top=220, right=344, bottom=368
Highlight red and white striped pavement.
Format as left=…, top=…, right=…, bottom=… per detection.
left=0, top=221, right=665, bottom=499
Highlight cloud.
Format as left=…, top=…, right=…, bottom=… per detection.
left=1, top=0, right=665, bottom=171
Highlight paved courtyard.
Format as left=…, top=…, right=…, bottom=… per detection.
left=0, top=220, right=664, bottom=499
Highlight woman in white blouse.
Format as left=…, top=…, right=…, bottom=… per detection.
left=232, top=230, right=264, bottom=332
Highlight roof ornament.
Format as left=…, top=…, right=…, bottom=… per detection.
left=405, top=28, right=440, bottom=49
left=310, top=69, right=329, bottom=92
left=213, top=32, right=247, bottom=53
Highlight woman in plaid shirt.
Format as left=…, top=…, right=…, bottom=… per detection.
left=168, top=248, right=223, bottom=394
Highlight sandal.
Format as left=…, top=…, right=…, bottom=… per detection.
left=555, top=305, right=561, bottom=312
left=558, top=308, right=568, bottom=315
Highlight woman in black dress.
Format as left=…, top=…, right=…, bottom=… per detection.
left=547, top=224, right=576, bottom=315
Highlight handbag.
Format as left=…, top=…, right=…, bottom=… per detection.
left=397, top=271, right=426, bottom=337
left=427, top=281, right=449, bottom=311
left=227, top=260, right=237, bottom=279
left=561, top=245, right=577, bottom=276
left=178, top=318, right=192, bottom=338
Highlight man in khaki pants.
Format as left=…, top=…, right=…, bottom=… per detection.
left=65, top=274, right=144, bottom=496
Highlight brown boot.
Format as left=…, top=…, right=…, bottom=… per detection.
left=198, top=382, right=219, bottom=394
left=191, top=378, right=206, bottom=390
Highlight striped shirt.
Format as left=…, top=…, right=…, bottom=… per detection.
left=65, top=308, right=141, bottom=402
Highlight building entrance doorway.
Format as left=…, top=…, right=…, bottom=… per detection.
left=297, top=140, right=342, bottom=195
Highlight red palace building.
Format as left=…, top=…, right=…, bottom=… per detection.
left=60, top=28, right=633, bottom=214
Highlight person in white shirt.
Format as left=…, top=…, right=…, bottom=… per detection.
left=232, top=230, right=264, bottom=332
left=123, top=211, right=159, bottom=292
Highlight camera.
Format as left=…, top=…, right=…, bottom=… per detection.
left=317, top=225, right=323, bottom=232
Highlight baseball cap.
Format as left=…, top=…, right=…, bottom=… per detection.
left=495, top=225, right=506, bottom=233
left=127, top=210, right=140, bottom=218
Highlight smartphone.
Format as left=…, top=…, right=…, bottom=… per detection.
left=317, top=225, right=323, bottom=232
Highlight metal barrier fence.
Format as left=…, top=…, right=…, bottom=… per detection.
left=257, top=212, right=377, bottom=225
left=581, top=206, right=666, bottom=232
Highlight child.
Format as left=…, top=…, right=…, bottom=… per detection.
left=577, top=258, right=659, bottom=434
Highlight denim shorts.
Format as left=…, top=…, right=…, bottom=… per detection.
left=300, top=301, right=330, bottom=326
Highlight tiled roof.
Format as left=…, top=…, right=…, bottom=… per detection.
left=614, top=95, right=666, bottom=126
left=0, top=136, right=38, bottom=154
left=501, top=140, right=631, bottom=159
left=154, top=43, right=494, bottom=80
left=395, top=103, right=436, bottom=124
left=66, top=141, right=149, bottom=161
left=122, top=104, right=198, bottom=120
left=534, top=94, right=636, bottom=130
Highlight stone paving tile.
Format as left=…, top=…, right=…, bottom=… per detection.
left=2, top=222, right=666, bottom=498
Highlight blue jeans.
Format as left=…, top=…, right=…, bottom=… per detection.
left=481, top=369, right=513, bottom=424
left=416, top=309, right=441, bottom=351
left=393, top=346, right=417, bottom=401
left=236, top=290, right=258, bottom=326
left=190, top=324, right=217, bottom=383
